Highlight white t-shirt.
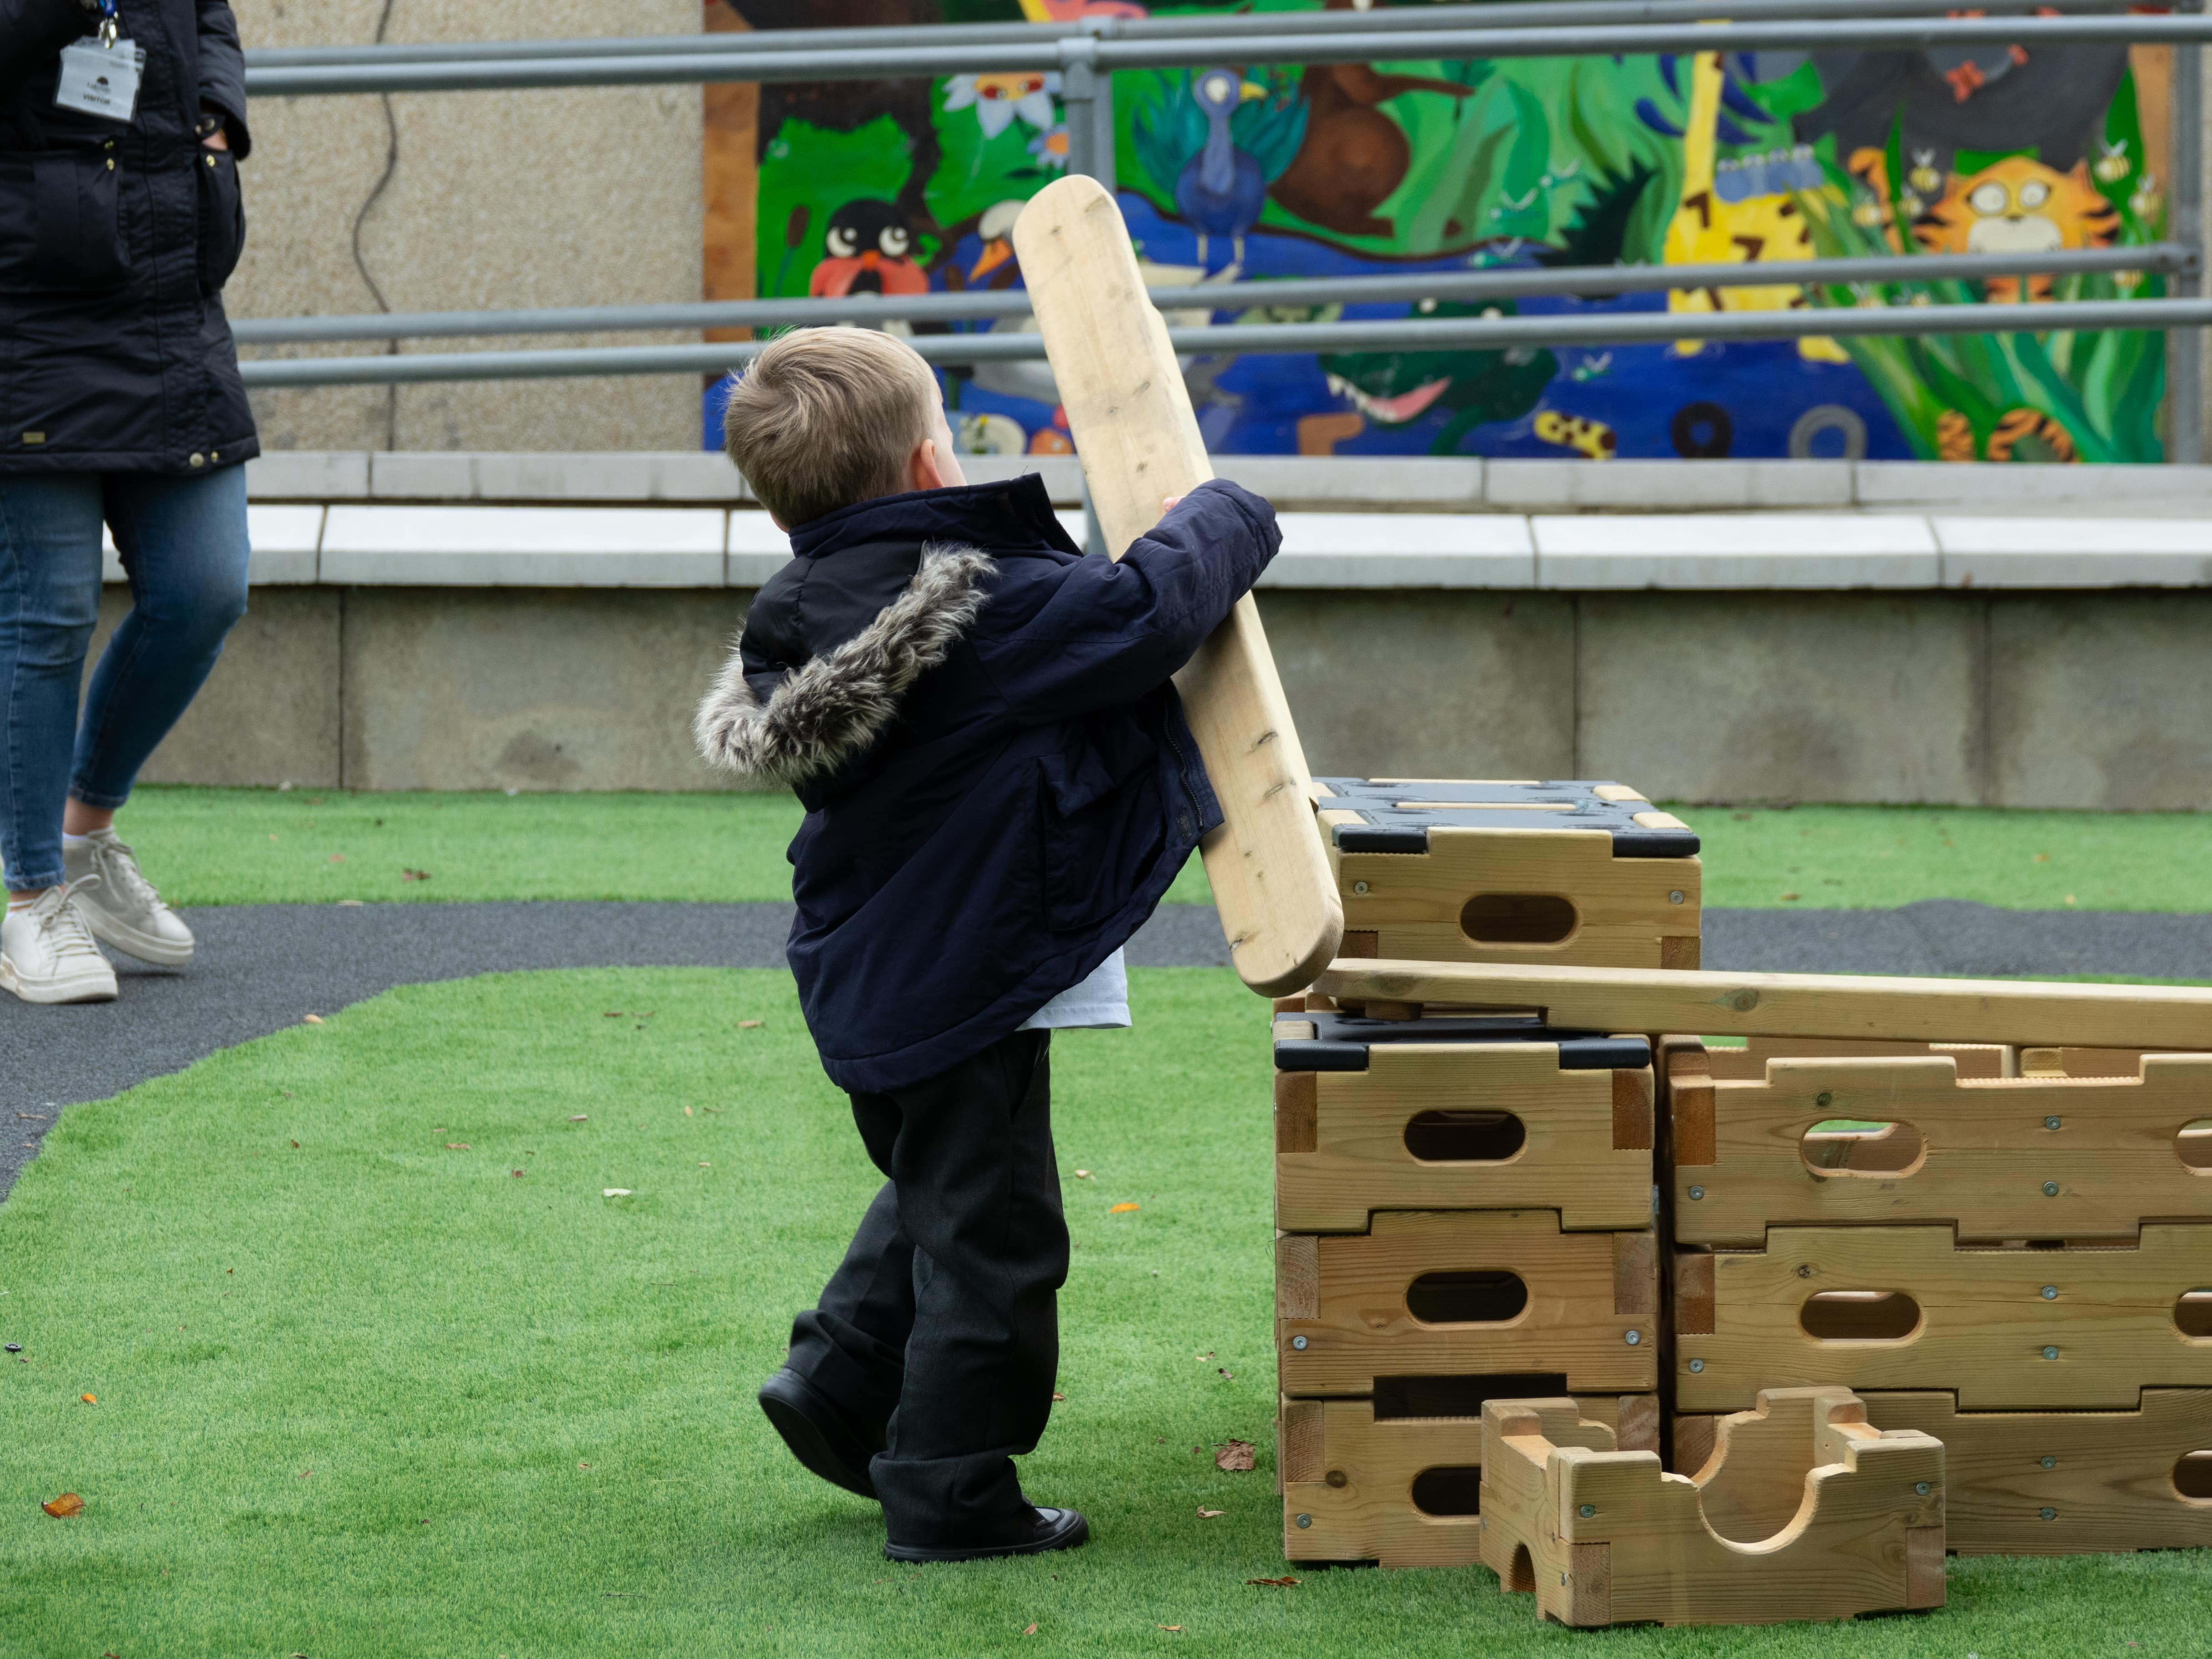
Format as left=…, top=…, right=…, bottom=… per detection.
left=1018, top=948, right=1132, bottom=1031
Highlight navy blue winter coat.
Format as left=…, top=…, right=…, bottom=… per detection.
left=694, top=473, right=1280, bottom=1094
left=1, top=0, right=257, bottom=473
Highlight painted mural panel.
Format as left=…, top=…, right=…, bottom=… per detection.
left=712, top=0, right=2172, bottom=463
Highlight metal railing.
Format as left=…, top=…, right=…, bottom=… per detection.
left=233, top=5, right=2207, bottom=459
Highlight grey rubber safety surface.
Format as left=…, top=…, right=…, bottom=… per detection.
left=4, top=897, right=2209, bottom=1201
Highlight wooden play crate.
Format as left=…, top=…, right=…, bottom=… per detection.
left=1675, top=1390, right=2212, bottom=1554
left=1279, top=1390, right=1659, bottom=1568
left=1663, top=1036, right=2212, bottom=1245
left=1277, top=1209, right=1660, bottom=1397
left=1272, top=1009, right=1655, bottom=1234
left=1312, top=778, right=1702, bottom=970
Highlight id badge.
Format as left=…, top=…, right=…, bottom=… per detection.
left=55, top=38, right=146, bottom=123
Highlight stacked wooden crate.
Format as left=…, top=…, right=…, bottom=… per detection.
left=1665, top=1034, right=2212, bottom=1554
left=1275, top=778, right=1697, bottom=1567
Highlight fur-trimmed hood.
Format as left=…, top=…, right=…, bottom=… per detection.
left=695, top=544, right=994, bottom=787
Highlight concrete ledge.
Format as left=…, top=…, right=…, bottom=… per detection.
left=1933, top=517, right=2212, bottom=588
left=320, top=506, right=726, bottom=587
left=1266, top=513, right=1533, bottom=587
left=101, top=505, right=325, bottom=586
left=1532, top=513, right=1941, bottom=589
left=1493, top=458, right=1853, bottom=511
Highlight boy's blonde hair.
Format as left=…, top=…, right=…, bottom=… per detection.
left=723, top=327, right=942, bottom=527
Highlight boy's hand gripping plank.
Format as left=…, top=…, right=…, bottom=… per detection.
left=1013, top=174, right=1342, bottom=997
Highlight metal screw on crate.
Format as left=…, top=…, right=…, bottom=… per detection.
left=2046, top=1116, right=2062, bottom=1131
left=1625, top=1329, right=1642, bottom=1346
left=1915, top=1482, right=1931, bottom=1497
left=1815, top=1091, right=1833, bottom=1108
left=1688, top=1358, right=1704, bottom=1373
left=1295, top=1513, right=1312, bottom=1529
left=1668, top=890, right=1684, bottom=904
left=1352, top=881, right=1369, bottom=895
left=2042, top=1286, right=2059, bottom=1300
left=2041, top=1455, right=2057, bottom=1469
left=2043, top=1345, right=2060, bottom=1360
left=1687, top=1185, right=1704, bottom=1201
left=1291, top=1335, right=1307, bottom=1350
left=2041, top=1507, right=2058, bottom=1521
left=1579, top=1504, right=1597, bottom=1518
left=2043, top=1181, right=2061, bottom=1196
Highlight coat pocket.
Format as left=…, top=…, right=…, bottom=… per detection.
left=1037, top=725, right=1165, bottom=932
left=196, top=146, right=245, bottom=294
left=30, top=145, right=129, bottom=290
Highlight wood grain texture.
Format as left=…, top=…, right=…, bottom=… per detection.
left=1273, top=1043, right=1655, bottom=1233
left=1671, top=1047, right=2212, bottom=1245
left=1677, top=1224, right=2212, bottom=1411
left=1277, top=1211, right=1659, bottom=1397
left=1012, top=175, right=1342, bottom=996
left=1320, top=959, right=2212, bottom=1050
left=1322, top=824, right=1702, bottom=970
left=1479, top=1390, right=1946, bottom=1627
left=1692, top=1037, right=2012, bottom=1083
left=1278, top=1394, right=1647, bottom=1568
left=1681, top=1388, right=2212, bottom=1554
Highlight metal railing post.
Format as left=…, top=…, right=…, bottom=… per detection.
left=1059, top=36, right=1100, bottom=183
left=2172, top=21, right=2204, bottom=463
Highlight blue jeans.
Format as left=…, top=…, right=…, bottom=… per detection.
left=0, top=468, right=250, bottom=893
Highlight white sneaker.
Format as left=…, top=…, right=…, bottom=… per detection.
left=63, top=829, right=194, bottom=966
left=0, top=882, right=120, bottom=1005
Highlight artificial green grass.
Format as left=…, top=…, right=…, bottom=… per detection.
left=5, top=968, right=2206, bottom=1657
left=72, top=788, right=2212, bottom=912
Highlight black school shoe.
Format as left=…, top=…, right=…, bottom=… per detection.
left=758, top=1367, right=880, bottom=1500
left=884, top=1505, right=1090, bottom=1563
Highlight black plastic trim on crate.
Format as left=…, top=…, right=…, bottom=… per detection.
left=1317, top=776, right=1700, bottom=859
left=1272, top=1013, right=1650, bottom=1073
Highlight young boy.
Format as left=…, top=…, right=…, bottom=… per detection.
left=696, top=327, right=1278, bottom=1562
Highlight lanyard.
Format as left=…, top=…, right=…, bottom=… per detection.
left=96, top=0, right=121, bottom=48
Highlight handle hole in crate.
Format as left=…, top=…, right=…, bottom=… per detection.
left=1404, top=1110, right=1526, bottom=1164
left=2180, top=1121, right=2212, bottom=1171
left=2178, top=1290, right=2212, bottom=1339
left=2175, top=1451, right=2212, bottom=1501
left=1801, top=1120, right=1927, bottom=1178
left=1799, top=1290, right=1922, bottom=1342
left=1406, top=1271, right=1529, bottom=1326
left=1460, top=893, right=1577, bottom=945
left=1409, top=1466, right=1483, bottom=1516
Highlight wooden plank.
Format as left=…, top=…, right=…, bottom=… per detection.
left=1678, top=1388, right=2212, bottom=1554
left=1327, top=826, right=1702, bottom=971
left=1014, top=175, right=1341, bottom=996
left=1279, top=1393, right=1650, bottom=1568
left=1677, top=1223, right=2212, bottom=1411
left=1274, top=1041, right=1655, bottom=1233
left=1318, top=958, right=2212, bottom=1051
left=1480, top=1389, right=1946, bottom=1627
left=1278, top=1211, right=1658, bottom=1397
left=1693, top=1036, right=2011, bottom=1082
left=1672, top=1045, right=2212, bottom=1245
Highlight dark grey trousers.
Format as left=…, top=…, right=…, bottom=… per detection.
left=785, top=1029, right=1071, bottom=1545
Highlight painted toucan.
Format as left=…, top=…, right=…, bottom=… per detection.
left=809, top=200, right=930, bottom=298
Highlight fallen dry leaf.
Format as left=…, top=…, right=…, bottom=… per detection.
left=1051, top=1391, right=1066, bottom=1401
left=302, top=1014, right=324, bottom=1026
left=1780, top=891, right=1801, bottom=902
left=603, top=1011, right=623, bottom=1019
left=42, top=1493, right=83, bottom=1517
left=1217, top=1367, right=1234, bottom=1382
left=578, top=1461, right=594, bottom=1470
left=1247, top=1576, right=1299, bottom=1588
left=737, top=1019, right=764, bottom=1029
left=1022, top=1624, right=1039, bottom=1637
left=290, top=1140, right=300, bottom=1148
left=298, top=1469, right=312, bottom=1479
left=1158, top=1624, right=1185, bottom=1633
left=445, top=1143, right=471, bottom=1151
left=603, top=1189, right=633, bottom=1198
left=1109, top=1202, right=1140, bottom=1214
left=1195, top=1350, right=1214, bottom=1361
left=568, top=1114, right=589, bottom=1122
left=80, top=1393, right=96, bottom=1404
left=402, top=868, right=431, bottom=882
left=327, top=853, right=346, bottom=865
left=511, top=1169, right=526, bottom=1178
left=1072, top=1169, right=1092, bottom=1179
left=683, top=1106, right=694, bottom=1117
left=1196, top=1508, right=1224, bottom=1520
left=1215, top=1439, right=1257, bottom=1473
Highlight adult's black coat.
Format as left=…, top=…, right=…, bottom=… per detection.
left=0, top=0, right=258, bottom=473
left=694, top=474, right=1280, bottom=1094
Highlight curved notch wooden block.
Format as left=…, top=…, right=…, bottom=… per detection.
left=1670, top=1046, right=2212, bottom=1245
left=1478, top=1389, right=1946, bottom=1627
left=1012, top=174, right=1342, bottom=996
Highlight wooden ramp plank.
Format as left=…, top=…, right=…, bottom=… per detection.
left=1319, top=958, right=2212, bottom=1051
left=1013, top=175, right=1342, bottom=996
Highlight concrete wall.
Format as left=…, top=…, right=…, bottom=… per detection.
left=231, top=1, right=704, bottom=455
left=98, top=583, right=2212, bottom=808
